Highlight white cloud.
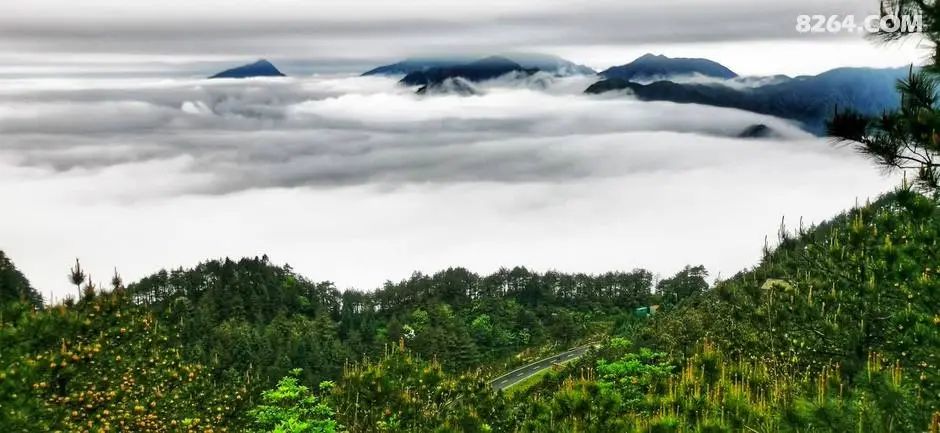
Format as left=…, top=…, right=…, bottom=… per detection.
left=0, top=74, right=897, bottom=301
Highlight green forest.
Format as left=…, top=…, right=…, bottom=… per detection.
left=2, top=183, right=938, bottom=432
left=3, top=1, right=940, bottom=431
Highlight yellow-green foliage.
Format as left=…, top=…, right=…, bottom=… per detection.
left=330, top=340, right=509, bottom=433
left=645, top=190, right=939, bottom=429
left=499, top=339, right=931, bottom=432
left=0, top=293, right=245, bottom=432
left=3, top=190, right=939, bottom=432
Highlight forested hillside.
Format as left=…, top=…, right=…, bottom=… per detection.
left=310, top=188, right=939, bottom=432
left=1, top=187, right=938, bottom=432
left=0, top=252, right=667, bottom=431
left=264, top=187, right=938, bottom=432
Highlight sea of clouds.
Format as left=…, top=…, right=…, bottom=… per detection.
left=0, top=73, right=897, bottom=301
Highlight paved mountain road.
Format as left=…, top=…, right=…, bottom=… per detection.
left=488, top=345, right=595, bottom=391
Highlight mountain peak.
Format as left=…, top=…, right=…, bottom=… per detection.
left=600, top=54, right=737, bottom=80
left=250, top=59, right=276, bottom=67
left=636, top=53, right=668, bottom=61
left=399, top=55, right=537, bottom=88
left=364, top=53, right=595, bottom=77
left=209, top=59, right=286, bottom=79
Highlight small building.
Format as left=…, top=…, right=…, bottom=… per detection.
left=634, top=305, right=660, bottom=318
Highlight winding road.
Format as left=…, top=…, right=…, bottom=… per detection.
left=488, top=344, right=595, bottom=391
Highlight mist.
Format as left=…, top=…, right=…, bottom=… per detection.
left=0, top=74, right=897, bottom=301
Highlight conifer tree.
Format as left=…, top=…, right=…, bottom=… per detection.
left=829, top=0, right=940, bottom=191
left=82, top=275, right=97, bottom=301
left=68, top=258, right=86, bottom=301
left=111, top=268, right=124, bottom=293
left=0, top=250, right=42, bottom=309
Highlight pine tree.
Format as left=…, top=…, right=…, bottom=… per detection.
left=0, top=250, right=42, bottom=309
left=69, top=258, right=86, bottom=301
left=829, top=0, right=940, bottom=191
left=111, top=268, right=124, bottom=293
left=82, top=275, right=97, bottom=301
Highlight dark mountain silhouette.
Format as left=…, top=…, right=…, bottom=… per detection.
left=600, top=54, right=738, bottom=81
left=209, top=60, right=286, bottom=79
left=738, top=124, right=779, bottom=138
left=585, top=66, right=909, bottom=134
left=367, top=53, right=593, bottom=78
left=363, top=58, right=469, bottom=76
left=497, top=53, right=596, bottom=76
left=415, top=77, right=481, bottom=96
left=400, top=56, right=539, bottom=88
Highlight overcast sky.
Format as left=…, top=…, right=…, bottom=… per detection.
left=0, top=0, right=929, bottom=76
left=0, top=0, right=918, bottom=300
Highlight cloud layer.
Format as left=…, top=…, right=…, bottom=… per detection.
left=0, top=74, right=897, bottom=301
left=0, top=0, right=927, bottom=77
left=0, top=0, right=882, bottom=51
left=0, top=74, right=819, bottom=194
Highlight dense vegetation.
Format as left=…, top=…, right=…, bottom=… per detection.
left=240, top=186, right=939, bottom=432
left=0, top=249, right=667, bottom=431
left=1, top=185, right=938, bottom=432
left=0, top=251, right=43, bottom=315
left=254, top=187, right=939, bottom=432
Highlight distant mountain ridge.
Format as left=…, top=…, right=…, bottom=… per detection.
left=205, top=54, right=905, bottom=136
left=209, top=59, right=286, bottom=79
left=600, top=54, right=738, bottom=81
left=399, top=56, right=540, bottom=90
left=365, top=53, right=595, bottom=77
left=363, top=58, right=469, bottom=76
left=586, top=65, right=909, bottom=134
left=497, top=52, right=597, bottom=76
